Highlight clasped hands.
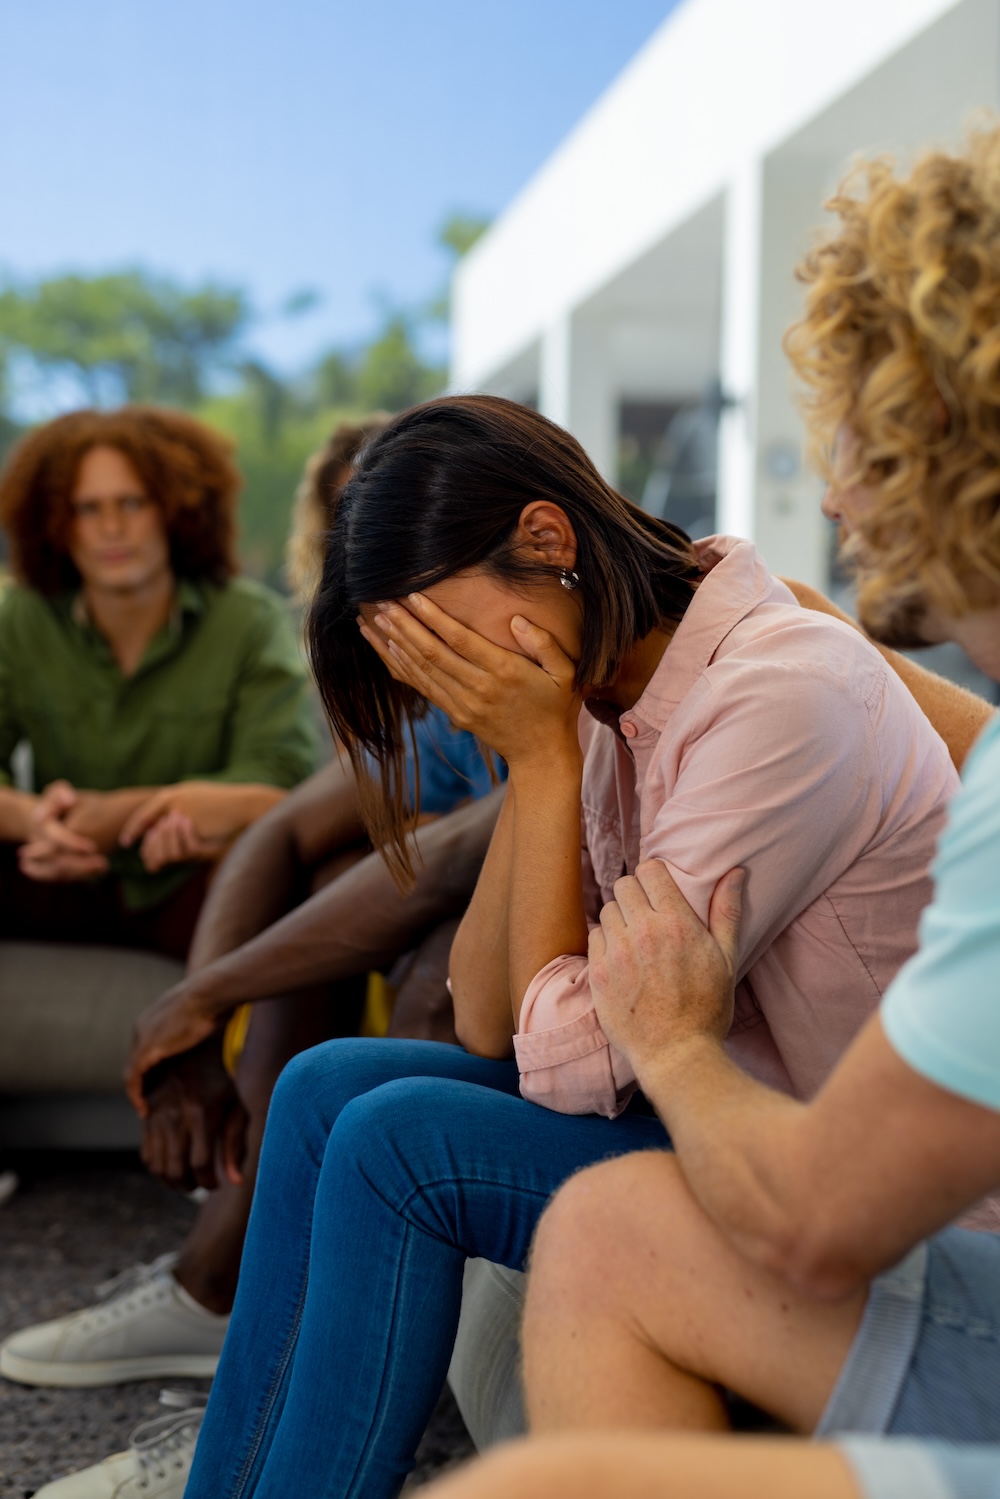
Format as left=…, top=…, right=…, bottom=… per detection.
left=139, top=1033, right=249, bottom=1193
left=19, top=780, right=228, bottom=882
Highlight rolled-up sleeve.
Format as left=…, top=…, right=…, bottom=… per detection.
left=514, top=956, right=635, bottom=1118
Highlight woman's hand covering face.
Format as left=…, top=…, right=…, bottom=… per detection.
left=358, top=592, right=582, bottom=769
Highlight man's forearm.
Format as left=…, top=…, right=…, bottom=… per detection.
left=188, top=790, right=501, bottom=1014
left=639, top=1038, right=811, bottom=1276
left=640, top=1018, right=1000, bottom=1301
left=0, top=786, right=38, bottom=843
left=186, top=812, right=301, bottom=970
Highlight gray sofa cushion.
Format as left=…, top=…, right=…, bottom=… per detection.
left=0, top=942, right=184, bottom=1093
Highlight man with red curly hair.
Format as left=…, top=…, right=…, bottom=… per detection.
left=0, top=406, right=316, bottom=956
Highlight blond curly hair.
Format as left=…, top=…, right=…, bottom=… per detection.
left=785, top=125, right=1000, bottom=638
left=285, top=415, right=389, bottom=605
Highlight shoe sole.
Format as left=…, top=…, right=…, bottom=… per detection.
left=0, top=1347, right=220, bottom=1386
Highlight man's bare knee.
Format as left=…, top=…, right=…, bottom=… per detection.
left=527, top=1152, right=684, bottom=1322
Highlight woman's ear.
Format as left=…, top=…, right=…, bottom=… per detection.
left=515, top=501, right=578, bottom=572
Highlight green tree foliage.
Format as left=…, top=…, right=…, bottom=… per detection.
left=311, top=315, right=444, bottom=414
left=199, top=388, right=348, bottom=588
left=356, top=315, right=443, bottom=411
left=0, top=271, right=249, bottom=408
left=437, top=212, right=491, bottom=260
left=314, top=350, right=358, bottom=409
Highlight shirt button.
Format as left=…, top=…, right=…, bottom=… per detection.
left=621, top=721, right=638, bottom=739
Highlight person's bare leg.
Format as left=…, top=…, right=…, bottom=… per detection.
left=173, top=974, right=366, bottom=1312
left=424, top=1433, right=860, bottom=1499
left=523, top=1153, right=866, bottom=1436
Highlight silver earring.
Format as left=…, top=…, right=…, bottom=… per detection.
left=559, top=568, right=580, bottom=591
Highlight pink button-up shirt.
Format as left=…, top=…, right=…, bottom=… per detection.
left=513, top=536, right=958, bottom=1118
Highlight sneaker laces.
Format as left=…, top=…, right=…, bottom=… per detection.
left=129, top=1389, right=208, bottom=1483
left=96, top=1252, right=180, bottom=1302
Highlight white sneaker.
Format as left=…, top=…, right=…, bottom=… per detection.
left=32, top=1390, right=206, bottom=1498
left=0, top=1253, right=229, bottom=1387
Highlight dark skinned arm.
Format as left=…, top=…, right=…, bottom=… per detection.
left=125, top=787, right=503, bottom=1112
left=185, top=755, right=366, bottom=969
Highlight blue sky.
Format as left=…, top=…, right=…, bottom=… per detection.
left=0, top=0, right=680, bottom=373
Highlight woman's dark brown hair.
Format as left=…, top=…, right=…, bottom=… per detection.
left=307, top=394, right=700, bottom=881
left=0, top=405, right=241, bottom=593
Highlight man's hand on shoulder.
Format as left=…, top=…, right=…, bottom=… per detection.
left=589, top=860, right=744, bottom=1083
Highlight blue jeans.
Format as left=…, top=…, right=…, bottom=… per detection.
left=185, top=1038, right=669, bottom=1499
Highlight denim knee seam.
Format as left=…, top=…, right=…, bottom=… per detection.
left=390, top=1175, right=553, bottom=1256
left=230, top=1275, right=310, bottom=1499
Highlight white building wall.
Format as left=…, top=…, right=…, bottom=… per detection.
left=538, top=316, right=617, bottom=480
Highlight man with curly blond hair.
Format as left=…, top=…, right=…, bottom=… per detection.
left=415, top=133, right=1000, bottom=1499
left=0, top=406, right=316, bottom=956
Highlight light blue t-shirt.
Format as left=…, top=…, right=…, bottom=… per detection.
left=882, top=710, right=1000, bottom=1110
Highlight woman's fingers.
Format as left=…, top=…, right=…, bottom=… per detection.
left=359, top=620, right=416, bottom=686
left=405, top=593, right=511, bottom=674
left=510, top=615, right=576, bottom=682
left=375, top=601, right=490, bottom=690
left=359, top=621, right=464, bottom=721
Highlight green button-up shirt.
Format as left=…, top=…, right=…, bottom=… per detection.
left=0, top=577, right=319, bottom=908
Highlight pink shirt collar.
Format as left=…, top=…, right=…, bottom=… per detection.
left=586, top=535, right=777, bottom=740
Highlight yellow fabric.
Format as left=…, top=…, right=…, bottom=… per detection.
left=222, top=972, right=394, bottom=1075
left=222, top=1003, right=253, bottom=1077
left=361, top=971, right=395, bottom=1038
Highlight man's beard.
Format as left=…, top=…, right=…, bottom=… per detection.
left=858, top=590, right=936, bottom=651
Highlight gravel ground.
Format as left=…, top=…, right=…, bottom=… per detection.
left=0, top=1152, right=474, bottom=1497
